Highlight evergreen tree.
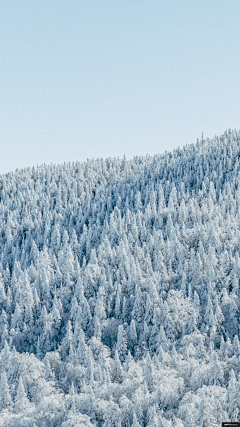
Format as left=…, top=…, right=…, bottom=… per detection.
left=14, top=375, right=30, bottom=413
left=129, top=319, right=138, bottom=354
left=0, top=371, right=12, bottom=411
left=103, top=401, right=122, bottom=427
left=132, top=410, right=141, bottom=427
left=75, top=328, right=88, bottom=365
left=116, top=325, right=128, bottom=363
left=112, top=350, right=124, bottom=383
left=144, top=353, right=154, bottom=393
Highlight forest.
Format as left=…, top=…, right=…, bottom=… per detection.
left=0, top=130, right=240, bottom=426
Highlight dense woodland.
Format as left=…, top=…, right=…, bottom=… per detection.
left=1, top=130, right=240, bottom=426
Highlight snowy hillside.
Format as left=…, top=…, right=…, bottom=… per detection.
left=1, top=130, right=240, bottom=426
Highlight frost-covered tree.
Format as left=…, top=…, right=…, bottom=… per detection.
left=14, top=375, right=30, bottom=414
left=103, top=401, right=121, bottom=427
left=112, top=350, right=124, bottom=383
left=116, top=325, right=128, bottom=363
left=0, top=371, right=12, bottom=411
left=1, top=130, right=240, bottom=424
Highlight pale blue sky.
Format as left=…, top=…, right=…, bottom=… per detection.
left=1, top=1, right=240, bottom=173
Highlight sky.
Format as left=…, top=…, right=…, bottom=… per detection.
left=1, top=0, right=240, bottom=174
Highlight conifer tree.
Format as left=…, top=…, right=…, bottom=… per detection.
left=129, top=319, right=137, bottom=354
left=0, top=371, right=12, bottom=411
left=103, top=401, right=121, bottom=427
left=14, top=375, right=30, bottom=414
left=75, top=328, right=88, bottom=365
left=144, top=353, right=154, bottom=393
left=132, top=410, right=141, bottom=427
left=116, top=324, right=128, bottom=363
left=112, top=350, right=123, bottom=383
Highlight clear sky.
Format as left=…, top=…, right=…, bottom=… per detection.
left=1, top=1, right=240, bottom=174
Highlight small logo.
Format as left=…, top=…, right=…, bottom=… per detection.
left=222, top=424, right=240, bottom=427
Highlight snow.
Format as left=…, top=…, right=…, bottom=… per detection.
left=0, top=129, right=239, bottom=425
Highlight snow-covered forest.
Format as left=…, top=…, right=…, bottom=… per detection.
left=1, top=130, right=240, bottom=426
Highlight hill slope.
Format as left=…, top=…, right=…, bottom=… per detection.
left=0, top=130, right=240, bottom=426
